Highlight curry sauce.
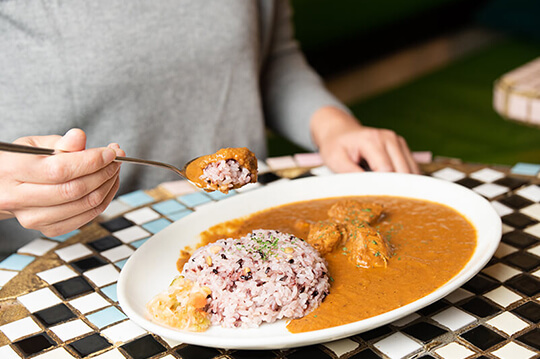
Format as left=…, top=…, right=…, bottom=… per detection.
left=191, top=195, right=477, bottom=332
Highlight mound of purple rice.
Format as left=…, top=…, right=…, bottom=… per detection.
left=200, top=159, right=253, bottom=193
left=182, top=229, right=330, bottom=328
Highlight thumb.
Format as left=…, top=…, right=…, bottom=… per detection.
left=55, top=128, right=87, bottom=152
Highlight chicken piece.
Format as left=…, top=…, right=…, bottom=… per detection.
left=328, top=200, right=383, bottom=226
left=343, top=224, right=392, bottom=268
left=306, top=220, right=343, bottom=255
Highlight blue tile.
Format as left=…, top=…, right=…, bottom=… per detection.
left=114, top=259, right=129, bottom=269
left=152, top=199, right=186, bottom=215
left=86, top=306, right=126, bottom=328
left=167, top=208, right=193, bottom=222
left=0, top=254, right=35, bottom=271
left=118, top=190, right=154, bottom=207
left=177, top=192, right=212, bottom=207
left=511, top=162, right=540, bottom=176
left=142, top=218, right=171, bottom=234
left=130, top=238, right=149, bottom=249
left=49, top=229, right=81, bottom=242
left=101, top=284, right=118, bottom=302
left=206, top=190, right=237, bottom=200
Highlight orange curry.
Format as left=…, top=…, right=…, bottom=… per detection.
left=178, top=195, right=477, bottom=333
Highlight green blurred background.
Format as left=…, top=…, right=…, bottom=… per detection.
left=267, top=0, right=540, bottom=167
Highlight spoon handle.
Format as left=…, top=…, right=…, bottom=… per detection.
left=0, top=141, right=55, bottom=155
left=0, top=141, right=187, bottom=179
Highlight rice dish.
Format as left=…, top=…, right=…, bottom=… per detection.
left=182, top=229, right=330, bottom=328
left=200, top=159, right=254, bottom=193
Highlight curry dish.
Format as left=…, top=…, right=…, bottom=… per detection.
left=177, top=195, right=477, bottom=333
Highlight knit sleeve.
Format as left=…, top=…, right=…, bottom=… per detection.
left=259, top=0, right=350, bottom=151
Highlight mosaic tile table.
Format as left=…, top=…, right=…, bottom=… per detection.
left=0, top=155, right=539, bottom=359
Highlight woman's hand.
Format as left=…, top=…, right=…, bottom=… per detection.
left=310, top=106, right=420, bottom=174
left=0, top=129, right=125, bottom=237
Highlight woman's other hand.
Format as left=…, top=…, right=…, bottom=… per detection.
left=310, top=106, right=420, bottom=174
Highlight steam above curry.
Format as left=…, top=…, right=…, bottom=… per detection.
left=181, top=195, right=477, bottom=332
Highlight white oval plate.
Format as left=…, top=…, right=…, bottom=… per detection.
left=117, top=172, right=501, bottom=350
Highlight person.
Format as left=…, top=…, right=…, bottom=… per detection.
left=0, top=0, right=419, bottom=251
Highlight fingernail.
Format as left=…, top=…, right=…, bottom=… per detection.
left=102, top=148, right=116, bottom=163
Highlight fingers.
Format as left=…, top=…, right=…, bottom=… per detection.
left=10, top=161, right=121, bottom=208
left=318, top=127, right=420, bottom=175
left=398, top=136, right=421, bottom=174
left=11, top=146, right=117, bottom=184
left=54, top=128, right=87, bottom=152
left=383, top=134, right=415, bottom=173
left=14, top=174, right=121, bottom=238
left=10, top=129, right=117, bottom=184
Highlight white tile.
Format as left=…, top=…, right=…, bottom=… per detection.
left=99, top=200, right=132, bottom=221
left=100, top=245, right=134, bottom=262
left=431, top=167, right=466, bottom=182
left=494, top=243, right=519, bottom=258
left=486, top=312, right=529, bottom=336
left=532, top=268, right=540, bottom=279
left=516, top=185, right=540, bottom=202
left=501, top=223, right=514, bottom=234
left=520, top=203, right=540, bottom=221
left=431, top=307, right=476, bottom=331
left=33, top=347, right=75, bottom=359
left=482, top=263, right=521, bottom=282
left=310, top=165, right=334, bottom=176
left=444, top=288, right=474, bottom=303
left=0, top=270, right=17, bottom=286
left=158, top=180, right=198, bottom=196
left=434, top=342, right=476, bottom=359
left=491, top=201, right=514, bottom=217
left=473, top=183, right=509, bottom=199
left=123, top=207, right=161, bottom=225
left=69, top=292, right=110, bottom=314
left=470, top=168, right=505, bottom=183
left=91, top=349, right=127, bottom=359
left=528, top=244, right=540, bottom=257
left=83, top=264, right=119, bottom=287
left=112, top=226, right=150, bottom=243
left=0, top=345, right=21, bottom=359
left=373, top=332, right=422, bottom=359
left=0, top=317, right=41, bottom=341
left=54, top=243, right=92, bottom=262
left=322, top=338, right=359, bottom=357
left=257, top=161, right=270, bottom=174
left=18, top=287, right=61, bottom=312
left=484, top=286, right=523, bottom=307
left=524, top=222, right=540, bottom=238
left=17, top=238, right=58, bottom=256
left=50, top=319, right=93, bottom=342
left=160, top=336, right=183, bottom=348
left=37, top=265, right=78, bottom=284
left=101, top=320, right=146, bottom=344
left=491, top=341, right=537, bottom=359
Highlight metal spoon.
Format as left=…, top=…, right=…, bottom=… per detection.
left=0, top=141, right=191, bottom=180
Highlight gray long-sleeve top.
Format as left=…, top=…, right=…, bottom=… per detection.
left=0, top=0, right=345, bottom=250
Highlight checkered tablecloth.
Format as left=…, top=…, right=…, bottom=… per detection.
left=0, top=156, right=538, bottom=359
